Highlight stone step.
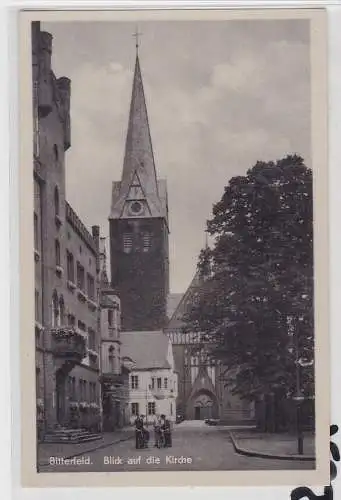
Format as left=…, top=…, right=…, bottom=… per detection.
left=43, top=428, right=102, bottom=444
left=51, top=429, right=90, bottom=436
left=44, top=434, right=102, bottom=444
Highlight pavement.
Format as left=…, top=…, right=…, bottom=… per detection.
left=38, top=420, right=315, bottom=472
left=229, top=429, right=315, bottom=461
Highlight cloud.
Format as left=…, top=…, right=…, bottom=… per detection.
left=45, top=20, right=311, bottom=293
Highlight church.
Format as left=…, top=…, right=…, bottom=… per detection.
left=108, top=42, right=176, bottom=423
left=108, top=39, right=255, bottom=425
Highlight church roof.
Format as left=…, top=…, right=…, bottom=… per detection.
left=167, top=293, right=183, bottom=319
left=120, top=330, right=171, bottom=370
left=110, top=53, right=167, bottom=222
left=166, top=269, right=202, bottom=331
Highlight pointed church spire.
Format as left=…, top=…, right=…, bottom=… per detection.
left=110, top=46, right=168, bottom=222
left=122, top=52, right=158, bottom=194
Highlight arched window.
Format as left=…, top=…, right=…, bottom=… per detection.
left=53, top=144, right=59, bottom=162
left=52, top=290, right=59, bottom=327
left=108, top=345, right=115, bottom=372
left=59, top=296, right=65, bottom=325
left=55, top=239, right=60, bottom=267
left=54, top=186, right=60, bottom=217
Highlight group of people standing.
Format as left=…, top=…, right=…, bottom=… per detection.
left=134, top=414, right=172, bottom=449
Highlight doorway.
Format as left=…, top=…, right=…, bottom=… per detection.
left=195, top=406, right=201, bottom=420
left=56, top=369, right=66, bottom=425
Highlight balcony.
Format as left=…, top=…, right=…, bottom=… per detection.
left=51, top=327, right=87, bottom=363
left=77, top=288, right=87, bottom=303
left=67, top=280, right=76, bottom=292
left=55, top=265, right=64, bottom=278
left=87, top=297, right=98, bottom=311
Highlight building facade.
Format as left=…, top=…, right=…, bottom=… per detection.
left=98, top=237, right=130, bottom=431
left=109, top=52, right=170, bottom=332
left=33, top=22, right=102, bottom=438
left=120, top=331, right=178, bottom=424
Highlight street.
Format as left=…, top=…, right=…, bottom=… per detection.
left=39, top=421, right=315, bottom=472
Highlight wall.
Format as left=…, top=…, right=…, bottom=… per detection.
left=33, top=24, right=101, bottom=431
left=64, top=215, right=99, bottom=366
left=110, top=218, right=169, bottom=331
left=127, top=369, right=177, bottom=424
left=33, top=26, right=71, bottom=429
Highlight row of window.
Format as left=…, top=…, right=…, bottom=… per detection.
left=131, top=402, right=155, bottom=416
left=34, top=227, right=96, bottom=303
left=68, top=377, right=97, bottom=402
left=50, top=291, right=97, bottom=350
left=33, top=185, right=61, bottom=249
left=167, top=332, right=202, bottom=345
left=130, top=375, right=170, bottom=390
left=66, top=251, right=96, bottom=299
left=131, top=401, right=173, bottom=416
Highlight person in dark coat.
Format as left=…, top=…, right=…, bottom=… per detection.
left=135, top=415, right=144, bottom=448
left=161, top=414, right=172, bottom=447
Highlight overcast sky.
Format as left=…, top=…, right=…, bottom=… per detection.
left=43, top=19, right=311, bottom=293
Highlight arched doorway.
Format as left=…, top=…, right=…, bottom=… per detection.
left=56, top=368, right=66, bottom=425
left=189, top=390, right=219, bottom=420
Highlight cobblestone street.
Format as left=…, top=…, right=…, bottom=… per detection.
left=38, top=421, right=315, bottom=472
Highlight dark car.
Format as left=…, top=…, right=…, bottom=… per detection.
left=204, top=418, right=220, bottom=426
left=176, top=414, right=185, bottom=424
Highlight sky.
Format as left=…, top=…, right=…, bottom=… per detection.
left=43, top=19, right=311, bottom=294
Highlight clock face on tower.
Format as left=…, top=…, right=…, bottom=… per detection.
left=128, top=200, right=145, bottom=216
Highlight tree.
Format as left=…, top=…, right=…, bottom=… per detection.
left=184, top=155, right=314, bottom=411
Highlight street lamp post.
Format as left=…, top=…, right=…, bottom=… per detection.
left=292, top=316, right=304, bottom=455
left=145, top=381, right=148, bottom=426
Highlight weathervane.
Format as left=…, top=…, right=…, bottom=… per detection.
left=132, top=26, right=143, bottom=53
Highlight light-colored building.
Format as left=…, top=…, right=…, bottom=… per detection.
left=120, top=331, right=178, bottom=423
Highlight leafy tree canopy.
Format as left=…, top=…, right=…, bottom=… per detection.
left=183, top=155, right=314, bottom=401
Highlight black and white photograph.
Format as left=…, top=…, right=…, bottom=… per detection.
left=19, top=8, right=329, bottom=487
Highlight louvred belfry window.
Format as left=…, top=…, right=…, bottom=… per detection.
left=142, top=232, right=151, bottom=252
left=123, top=233, right=133, bottom=253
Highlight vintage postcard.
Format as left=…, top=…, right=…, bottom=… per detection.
left=19, top=8, right=329, bottom=488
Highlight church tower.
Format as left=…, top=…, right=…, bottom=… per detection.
left=109, top=44, right=170, bottom=332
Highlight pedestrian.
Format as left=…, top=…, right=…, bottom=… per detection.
left=159, top=414, right=172, bottom=447
left=134, top=414, right=144, bottom=449
left=153, top=414, right=162, bottom=447
left=163, top=415, right=172, bottom=447
left=140, top=414, right=149, bottom=446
